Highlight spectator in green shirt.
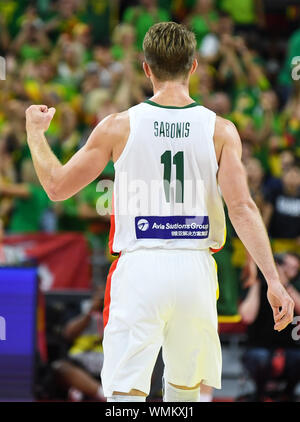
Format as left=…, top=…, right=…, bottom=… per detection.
left=111, top=23, right=137, bottom=62
left=220, top=0, right=263, bottom=27
left=123, top=0, right=170, bottom=50
left=0, top=159, right=51, bottom=233
left=186, top=0, right=219, bottom=49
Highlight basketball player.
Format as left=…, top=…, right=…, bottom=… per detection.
left=25, top=22, right=294, bottom=402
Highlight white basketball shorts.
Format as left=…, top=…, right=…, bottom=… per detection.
left=101, top=248, right=222, bottom=397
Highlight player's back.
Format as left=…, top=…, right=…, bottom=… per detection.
left=109, top=100, right=226, bottom=255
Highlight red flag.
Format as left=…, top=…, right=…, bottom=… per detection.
left=3, top=233, right=91, bottom=291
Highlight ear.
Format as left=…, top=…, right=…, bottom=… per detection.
left=143, top=61, right=151, bottom=79
left=190, top=58, right=198, bottom=76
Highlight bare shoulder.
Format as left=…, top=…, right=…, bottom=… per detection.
left=91, top=110, right=130, bottom=162
left=88, top=109, right=129, bottom=144
left=97, top=110, right=130, bottom=138
left=214, top=116, right=242, bottom=162
left=214, top=116, right=240, bottom=142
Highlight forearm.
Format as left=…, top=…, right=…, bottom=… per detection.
left=63, top=313, right=92, bottom=341
left=239, top=282, right=260, bottom=323
left=27, top=129, right=62, bottom=199
left=12, top=30, right=28, bottom=52
left=218, top=59, right=230, bottom=82
left=0, top=183, right=30, bottom=198
left=26, top=105, right=118, bottom=201
left=227, top=53, right=246, bottom=84
left=228, top=199, right=279, bottom=285
left=243, top=58, right=263, bottom=86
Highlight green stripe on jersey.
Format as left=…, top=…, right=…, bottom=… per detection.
left=144, top=100, right=199, bottom=109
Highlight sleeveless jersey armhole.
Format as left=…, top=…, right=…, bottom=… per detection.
left=113, top=108, right=136, bottom=169
left=206, top=110, right=218, bottom=173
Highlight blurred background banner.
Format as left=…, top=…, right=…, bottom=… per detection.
left=0, top=267, right=38, bottom=401
left=2, top=233, right=91, bottom=291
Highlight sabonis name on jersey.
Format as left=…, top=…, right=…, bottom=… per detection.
left=154, top=121, right=190, bottom=139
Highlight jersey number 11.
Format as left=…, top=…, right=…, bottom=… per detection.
left=161, top=150, right=184, bottom=203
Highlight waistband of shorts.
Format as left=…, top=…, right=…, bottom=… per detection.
left=120, top=247, right=211, bottom=255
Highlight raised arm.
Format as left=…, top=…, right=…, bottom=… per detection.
left=25, top=105, right=128, bottom=201
left=215, top=116, right=294, bottom=332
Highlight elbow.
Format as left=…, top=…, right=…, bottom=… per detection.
left=47, top=191, right=59, bottom=202
left=47, top=183, right=66, bottom=202
left=46, top=169, right=68, bottom=202
left=47, top=186, right=61, bottom=202
left=227, top=197, right=258, bottom=219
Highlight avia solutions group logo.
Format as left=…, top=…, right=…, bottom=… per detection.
left=0, top=316, right=6, bottom=341
left=137, top=218, right=150, bottom=231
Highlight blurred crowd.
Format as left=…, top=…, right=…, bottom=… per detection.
left=1, top=0, right=300, bottom=250
left=1, top=0, right=300, bottom=401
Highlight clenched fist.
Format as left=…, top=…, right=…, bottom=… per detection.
left=26, top=105, right=56, bottom=133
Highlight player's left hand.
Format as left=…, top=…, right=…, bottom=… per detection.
left=26, top=105, right=56, bottom=133
left=267, top=281, right=294, bottom=332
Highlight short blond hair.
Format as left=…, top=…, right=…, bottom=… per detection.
left=143, top=22, right=196, bottom=81
left=113, top=23, right=135, bottom=45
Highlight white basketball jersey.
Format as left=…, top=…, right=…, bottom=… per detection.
left=109, top=100, right=226, bottom=254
